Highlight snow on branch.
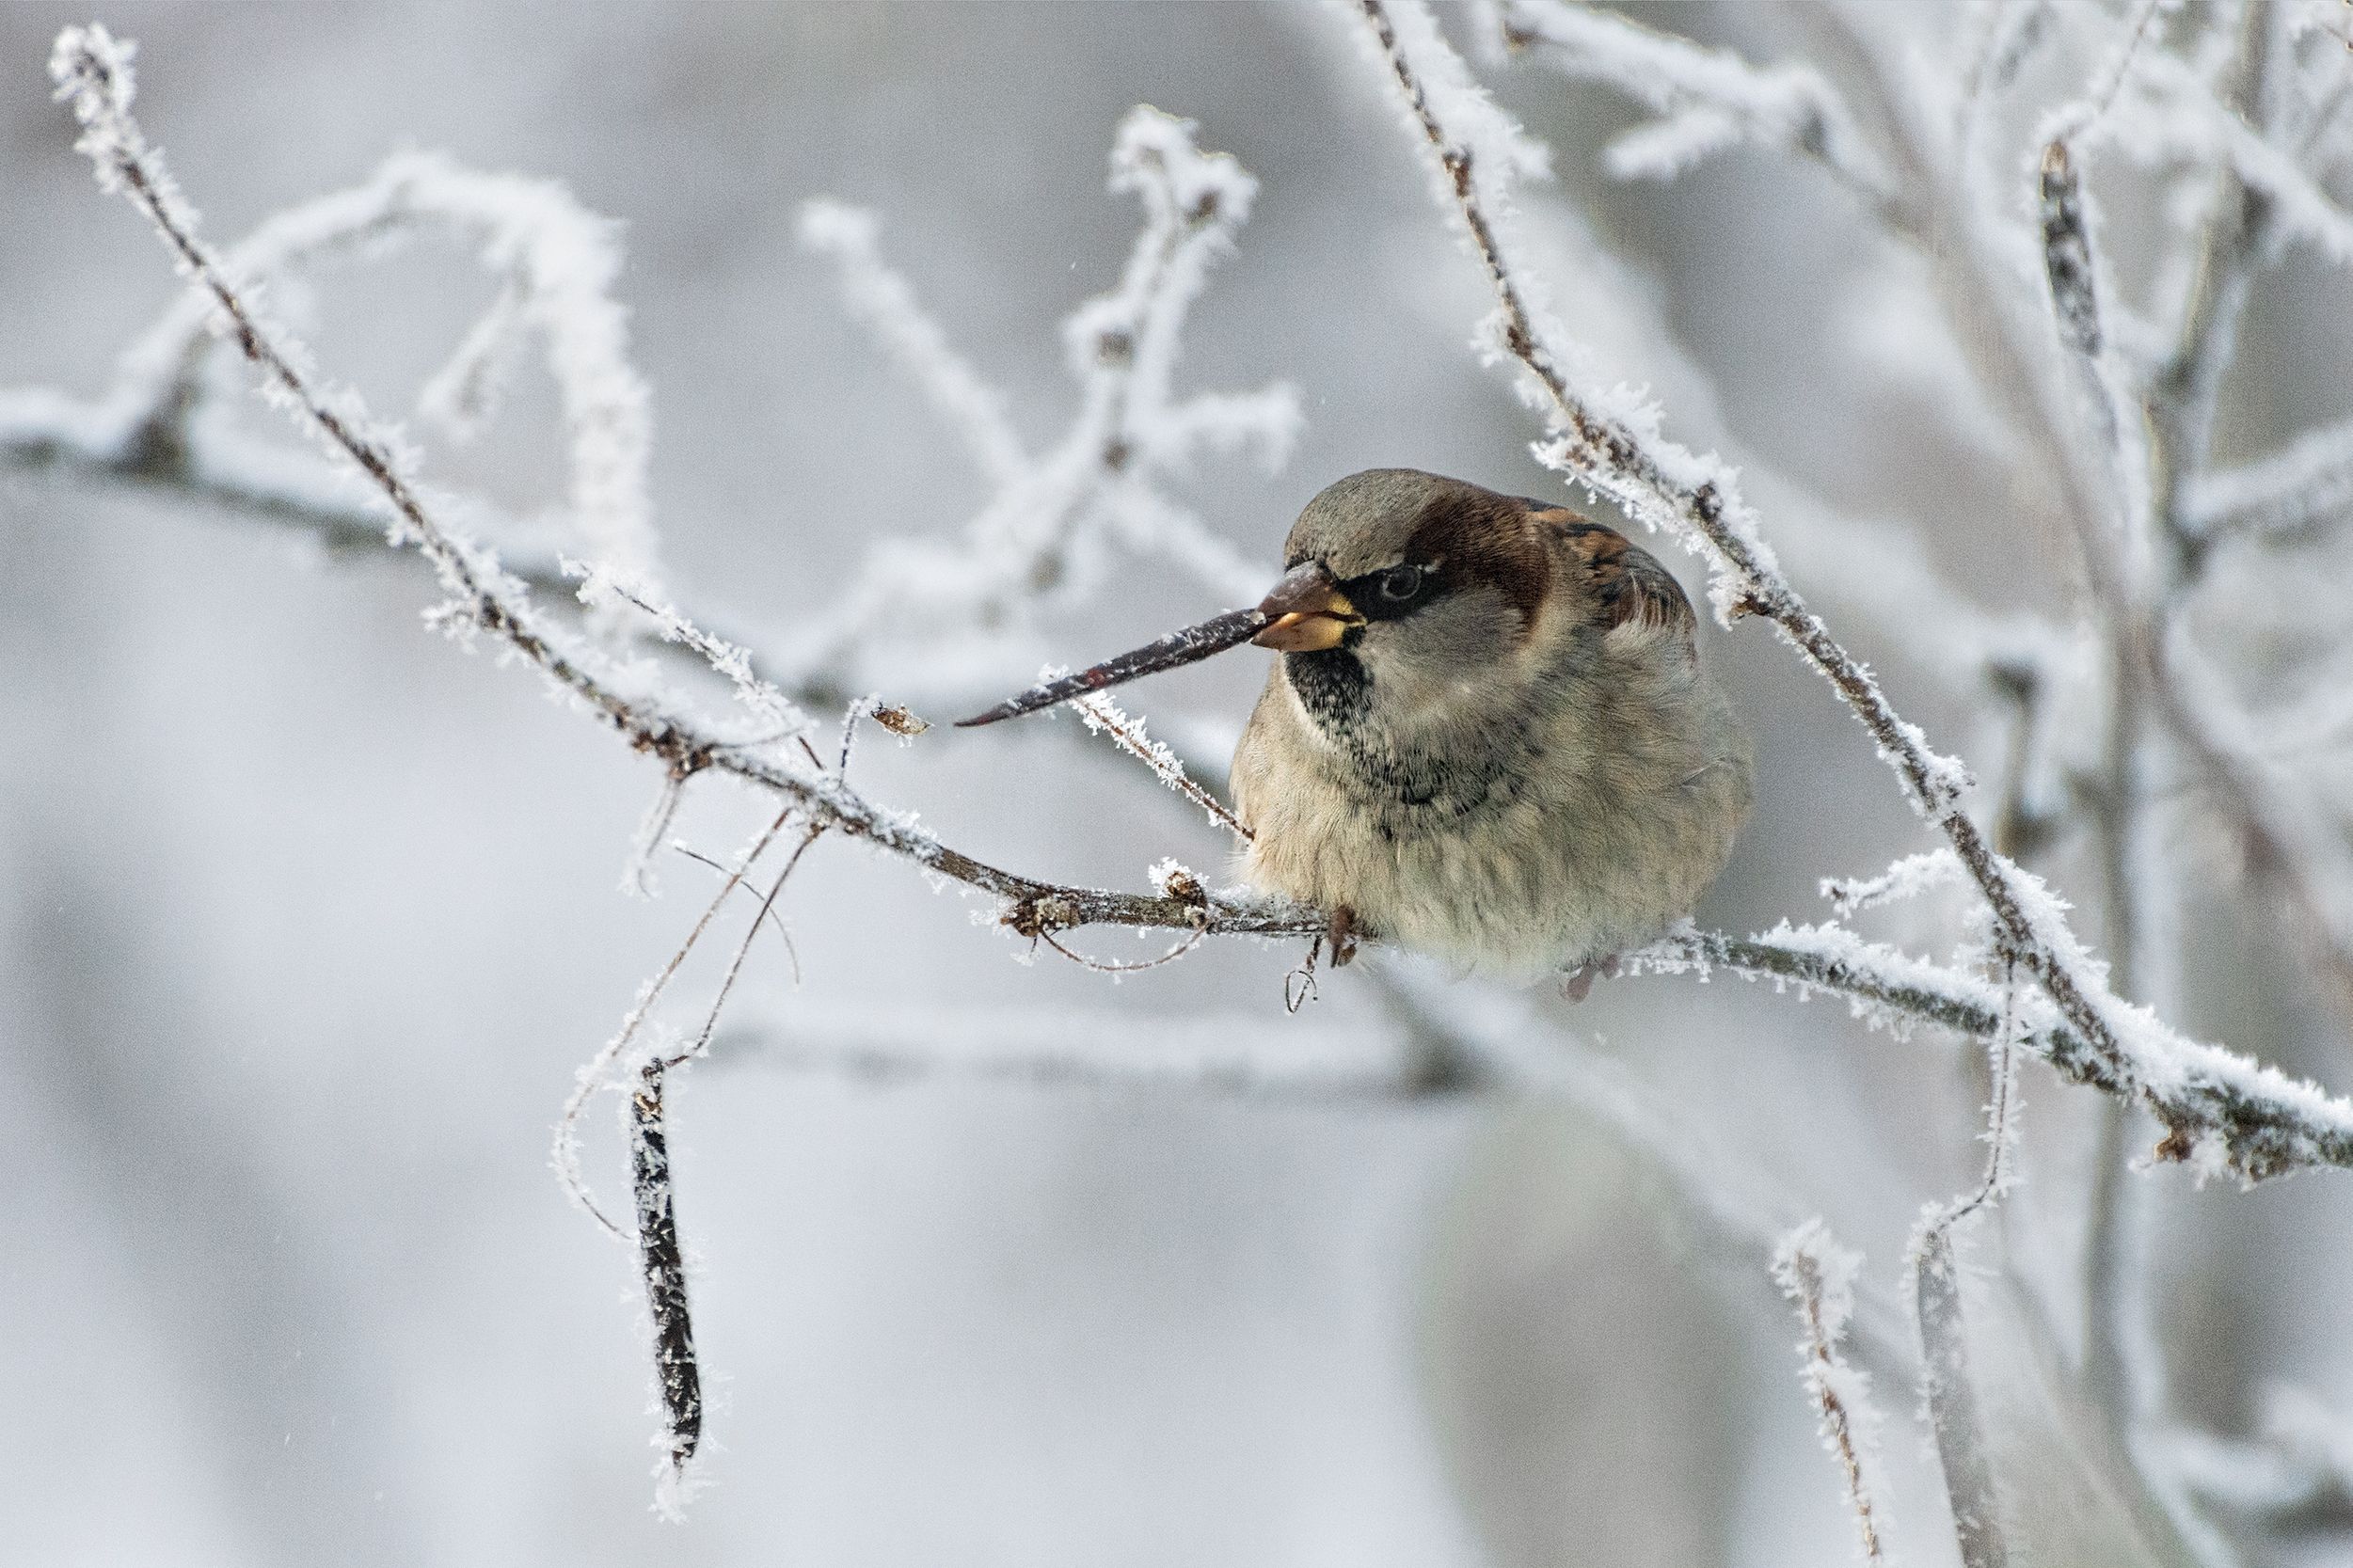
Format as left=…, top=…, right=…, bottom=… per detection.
left=1072, top=689, right=1251, bottom=843
left=2183, top=414, right=2353, bottom=541
left=1488, top=0, right=1904, bottom=223
left=12, top=67, right=666, bottom=628
left=1633, top=926, right=2353, bottom=1182
left=1773, top=1219, right=1892, bottom=1563
left=795, top=200, right=1027, bottom=490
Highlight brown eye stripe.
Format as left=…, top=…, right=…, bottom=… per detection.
left=1404, top=490, right=1550, bottom=626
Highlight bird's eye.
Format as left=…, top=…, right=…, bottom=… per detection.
left=1379, top=563, right=1425, bottom=602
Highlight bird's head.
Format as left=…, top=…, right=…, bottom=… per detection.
left=1254, top=469, right=1552, bottom=735
left=955, top=469, right=1672, bottom=734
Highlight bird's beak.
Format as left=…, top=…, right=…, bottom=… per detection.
left=954, top=562, right=1360, bottom=727
left=1250, top=562, right=1361, bottom=653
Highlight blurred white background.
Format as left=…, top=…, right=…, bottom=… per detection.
left=6, top=5, right=2352, bottom=1566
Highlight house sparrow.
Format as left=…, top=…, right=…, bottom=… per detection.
left=961, top=469, right=1751, bottom=987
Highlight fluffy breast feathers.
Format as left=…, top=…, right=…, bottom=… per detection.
left=1231, top=479, right=1748, bottom=977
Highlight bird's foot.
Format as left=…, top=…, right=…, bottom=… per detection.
left=1561, top=954, right=1621, bottom=1004
left=1284, top=907, right=1359, bottom=1012
left=1326, top=905, right=1359, bottom=969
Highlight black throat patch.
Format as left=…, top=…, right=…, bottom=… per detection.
left=1284, top=648, right=1373, bottom=736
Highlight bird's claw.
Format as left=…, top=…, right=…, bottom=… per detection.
left=1326, top=906, right=1359, bottom=969
left=1561, top=954, right=1620, bottom=1004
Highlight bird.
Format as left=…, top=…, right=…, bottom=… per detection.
left=960, top=468, right=1752, bottom=990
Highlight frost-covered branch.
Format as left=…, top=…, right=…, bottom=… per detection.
left=795, top=200, right=1029, bottom=490
left=629, top=1062, right=702, bottom=1512
left=1773, top=1220, right=1892, bottom=1563
left=2183, top=417, right=2353, bottom=542
left=1489, top=0, right=1913, bottom=230
left=780, top=107, right=1297, bottom=696
left=2, top=135, right=666, bottom=626
left=1634, top=927, right=2353, bottom=1182
left=1905, top=964, right=2027, bottom=1568
left=1073, top=689, right=1250, bottom=843
left=1914, top=1216, right=2011, bottom=1568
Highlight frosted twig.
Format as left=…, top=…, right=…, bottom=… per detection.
left=24, top=128, right=662, bottom=620
left=1492, top=0, right=1911, bottom=230
left=783, top=106, right=1293, bottom=686
left=558, top=806, right=799, bottom=1234
left=2183, top=415, right=2353, bottom=540
left=1773, top=1219, right=1891, bottom=1563
left=594, top=578, right=813, bottom=748
left=1913, top=1214, right=2011, bottom=1568
left=796, top=200, right=1029, bottom=489
left=1906, top=961, right=2025, bottom=1568
left=1073, top=689, right=1251, bottom=842
left=1823, top=850, right=1966, bottom=919
left=629, top=1062, right=702, bottom=1511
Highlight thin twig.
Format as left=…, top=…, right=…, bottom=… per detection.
left=1773, top=1219, right=1891, bottom=1563
left=1073, top=689, right=1251, bottom=843
left=1908, top=961, right=2025, bottom=1568
left=664, top=825, right=825, bottom=1070
left=556, top=805, right=798, bottom=1234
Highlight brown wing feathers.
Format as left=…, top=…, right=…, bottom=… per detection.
left=1526, top=504, right=1693, bottom=638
